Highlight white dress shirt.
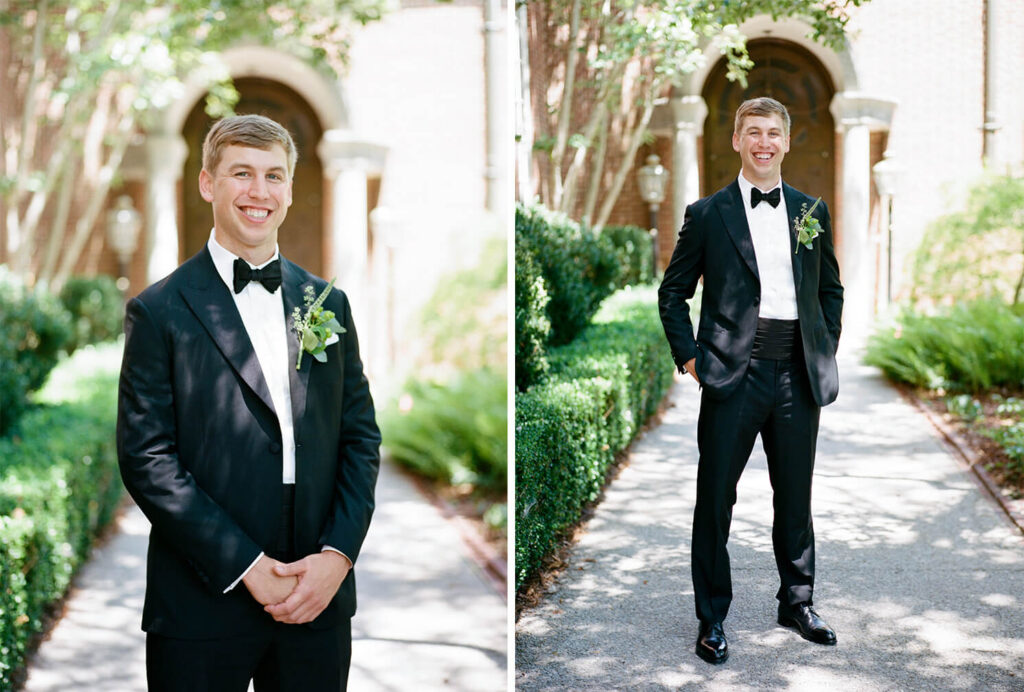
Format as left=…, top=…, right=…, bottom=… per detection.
left=207, top=232, right=351, bottom=591
left=207, top=231, right=297, bottom=483
left=737, top=172, right=799, bottom=320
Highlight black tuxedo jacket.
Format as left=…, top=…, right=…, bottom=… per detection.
left=658, top=180, right=844, bottom=407
left=117, top=247, right=380, bottom=638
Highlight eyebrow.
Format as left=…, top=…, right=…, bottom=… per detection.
left=226, top=163, right=287, bottom=174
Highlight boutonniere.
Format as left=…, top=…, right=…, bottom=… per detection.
left=794, top=197, right=823, bottom=253
left=291, top=279, right=345, bottom=369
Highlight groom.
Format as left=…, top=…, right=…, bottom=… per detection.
left=658, top=97, right=843, bottom=664
left=117, top=114, right=380, bottom=690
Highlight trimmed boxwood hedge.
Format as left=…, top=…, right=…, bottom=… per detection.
left=0, top=362, right=121, bottom=690
left=515, top=287, right=674, bottom=589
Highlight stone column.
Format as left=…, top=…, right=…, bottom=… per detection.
left=145, top=133, right=189, bottom=284
left=829, top=93, right=897, bottom=343
left=317, top=129, right=388, bottom=358
left=669, top=96, right=708, bottom=233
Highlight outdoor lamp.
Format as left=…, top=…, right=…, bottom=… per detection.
left=106, top=194, right=142, bottom=289
left=636, top=153, right=669, bottom=276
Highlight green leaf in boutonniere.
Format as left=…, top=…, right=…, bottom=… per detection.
left=794, top=196, right=823, bottom=253
left=291, top=278, right=346, bottom=369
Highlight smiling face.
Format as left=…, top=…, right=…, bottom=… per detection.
left=199, top=144, right=293, bottom=264
left=732, top=113, right=790, bottom=189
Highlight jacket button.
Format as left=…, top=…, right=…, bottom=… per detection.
left=269, top=442, right=282, bottom=454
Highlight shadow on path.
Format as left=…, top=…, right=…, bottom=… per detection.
left=516, top=350, right=1024, bottom=691
left=24, top=460, right=507, bottom=692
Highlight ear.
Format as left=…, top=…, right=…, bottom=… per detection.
left=782, top=134, right=791, bottom=153
left=199, top=169, right=214, bottom=203
left=732, top=131, right=740, bottom=153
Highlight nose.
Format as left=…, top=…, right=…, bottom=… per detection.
left=248, top=175, right=269, bottom=199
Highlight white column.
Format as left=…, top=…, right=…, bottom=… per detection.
left=145, top=134, right=189, bottom=284
left=829, top=93, right=897, bottom=344
left=669, top=96, right=708, bottom=233
left=317, top=129, right=388, bottom=349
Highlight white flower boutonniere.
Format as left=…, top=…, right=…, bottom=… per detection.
left=794, top=196, right=823, bottom=253
left=291, top=279, right=345, bottom=369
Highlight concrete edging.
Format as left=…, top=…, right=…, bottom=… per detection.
left=898, top=387, right=1024, bottom=537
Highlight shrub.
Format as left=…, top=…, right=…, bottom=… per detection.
left=910, top=173, right=1024, bottom=306
left=603, top=224, right=655, bottom=288
left=515, top=204, right=620, bottom=347
left=59, top=275, right=125, bottom=354
left=0, top=348, right=121, bottom=689
left=0, top=267, right=72, bottom=436
left=515, top=287, right=675, bottom=589
left=381, top=367, right=507, bottom=495
left=514, top=241, right=550, bottom=391
left=865, top=300, right=1024, bottom=391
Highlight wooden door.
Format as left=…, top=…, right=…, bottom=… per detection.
left=181, top=78, right=325, bottom=276
left=701, top=40, right=835, bottom=213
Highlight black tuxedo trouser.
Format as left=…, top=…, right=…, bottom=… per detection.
left=147, top=485, right=352, bottom=692
left=692, top=348, right=820, bottom=624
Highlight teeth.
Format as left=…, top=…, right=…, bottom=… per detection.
left=243, top=208, right=269, bottom=219
left=755, top=153, right=771, bottom=160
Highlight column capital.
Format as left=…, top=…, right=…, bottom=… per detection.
left=829, top=92, right=898, bottom=131
left=317, top=129, right=388, bottom=178
left=669, top=95, right=709, bottom=135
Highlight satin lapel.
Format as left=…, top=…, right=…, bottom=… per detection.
left=179, top=248, right=276, bottom=416
left=281, top=260, right=310, bottom=444
left=716, top=180, right=760, bottom=282
left=783, top=184, right=805, bottom=292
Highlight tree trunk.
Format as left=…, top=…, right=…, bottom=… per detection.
left=547, top=0, right=582, bottom=209
left=592, top=98, right=656, bottom=232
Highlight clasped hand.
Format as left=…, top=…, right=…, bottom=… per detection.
left=242, top=552, right=350, bottom=624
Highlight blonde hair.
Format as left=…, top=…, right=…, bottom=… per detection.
left=734, top=97, right=791, bottom=137
left=202, top=114, right=298, bottom=177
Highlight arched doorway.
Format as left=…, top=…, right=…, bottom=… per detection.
left=181, top=77, right=325, bottom=275
left=701, top=39, right=835, bottom=213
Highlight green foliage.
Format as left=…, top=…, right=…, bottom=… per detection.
left=58, top=275, right=124, bottom=354
left=381, top=368, right=507, bottom=494
left=514, top=240, right=551, bottom=391
left=515, top=287, right=675, bottom=590
left=515, top=203, right=620, bottom=347
left=0, top=267, right=72, bottom=436
left=0, top=357, right=121, bottom=689
left=911, top=173, right=1024, bottom=306
left=603, top=224, right=655, bottom=288
left=413, top=237, right=507, bottom=380
left=865, top=300, right=1024, bottom=392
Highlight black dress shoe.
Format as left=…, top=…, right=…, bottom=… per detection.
left=695, top=620, right=728, bottom=664
left=777, top=602, right=837, bottom=645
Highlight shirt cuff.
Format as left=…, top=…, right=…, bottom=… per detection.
left=224, top=552, right=264, bottom=593
left=321, top=545, right=353, bottom=568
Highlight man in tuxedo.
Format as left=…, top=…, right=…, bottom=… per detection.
left=117, top=114, right=380, bottom=690
left=658, top=97, right=843, bottom=664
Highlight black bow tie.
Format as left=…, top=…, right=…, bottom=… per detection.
left=750, top=187, right=781, bottom=209
left=233, top=257, right=282, bottom=294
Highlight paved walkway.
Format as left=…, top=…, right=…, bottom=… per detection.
left=24, top=459, right=507, bottom=691
left=516, top=347, right=1024, bottom=691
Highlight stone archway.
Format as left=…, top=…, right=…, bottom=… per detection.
left=701, top=39, right=836, bottom=213
left=181, top=78, right=325, bottom=276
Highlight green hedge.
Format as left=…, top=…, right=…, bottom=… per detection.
left=864, top=300, right=1024, bottom=391
left=515, top=204, right=620, bottom=349
left=515, top=287, right=675, bottom=589
left=0, top=348, right=122, bottom=690
left=604, top=225, right=655, bottom=288
left=59, top=275, right=125, bottom=355
left=514, top=240, right=551, bottom=391
left=0, top=267, right=72, bottom=435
